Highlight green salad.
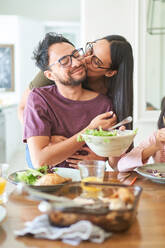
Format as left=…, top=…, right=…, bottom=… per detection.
left=77, top=127, right=138, bottom=142
left=16, top=165, right=57, bottom=185
left=84, top=128, right=117, bottom=137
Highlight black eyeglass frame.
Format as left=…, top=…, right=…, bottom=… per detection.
left=48, top=48, right=84, bottom=69
left=85, top=42, right=112, bottom=70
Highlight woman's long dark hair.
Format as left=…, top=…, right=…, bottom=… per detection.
left=102, top=35, right=134, bottom=130
left=158, top=97, right=165, bottom=129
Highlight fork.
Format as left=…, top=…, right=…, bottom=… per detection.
left=108, top=116, right=133, bottom=131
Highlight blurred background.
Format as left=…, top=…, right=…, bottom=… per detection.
left=0, top=0, right=165, bottom=166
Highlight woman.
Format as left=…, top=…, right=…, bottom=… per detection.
left=83, top=35, right=133, bottom=130
left=117, top=97, right=165, bottom=172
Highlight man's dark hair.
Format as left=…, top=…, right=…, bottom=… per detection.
left=33, top=32, right=74, bottom=71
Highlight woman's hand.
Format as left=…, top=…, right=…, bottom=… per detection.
left=66, top=147, right=106, bottom=169
left=88, top=111, right=117, bottom=130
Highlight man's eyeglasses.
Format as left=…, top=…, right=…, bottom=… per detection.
left=85, top=42, right=111, bottom=70
left=49, top=48, right=84, bottom=69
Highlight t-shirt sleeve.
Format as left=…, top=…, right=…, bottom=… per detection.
left=29, top=71, right=54, bottom=90
left=23, top=90, right=52, bottom=142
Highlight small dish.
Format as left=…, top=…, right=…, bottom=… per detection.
left=136, top=163, right=165, bottom=184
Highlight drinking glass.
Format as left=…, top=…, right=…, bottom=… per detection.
left=78, top=160, right=106, bottom=198
left=0, top=163, right=9, bottom=204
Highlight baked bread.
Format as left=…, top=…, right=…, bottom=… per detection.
left=35, top=173, right=72, bottom=186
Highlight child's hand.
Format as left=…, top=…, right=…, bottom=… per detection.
left=156, top=128, right=165, bottom=148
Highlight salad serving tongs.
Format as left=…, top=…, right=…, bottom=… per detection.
left=108, top=116, right=132, bottom=131
left=16, top=183, right=107, bottom=213
left=16, top=182, right=77, bottom=203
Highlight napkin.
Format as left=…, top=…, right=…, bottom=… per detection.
left=14, top=214, right=112, bottom=246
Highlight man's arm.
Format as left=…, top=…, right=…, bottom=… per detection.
left=17, top=88, right=31, bottom=124
left=27, top=112, right=115, bottom=168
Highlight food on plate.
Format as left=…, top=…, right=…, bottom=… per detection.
left=16, top=165, right=57, bottom=185
left=146, top=169, right=165, bottom=178
left=35, top=173, right=72, bottom=186
left=15, top=165, right=72, bottom=186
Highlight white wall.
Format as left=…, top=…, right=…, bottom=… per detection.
left=0, top=0, right=80, bottom=22
left=81, top=0, right=136, bottom=48
left=18, top=17, right=44, bottom=96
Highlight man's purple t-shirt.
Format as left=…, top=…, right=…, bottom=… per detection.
left=23, top=85, right=113, bottom=167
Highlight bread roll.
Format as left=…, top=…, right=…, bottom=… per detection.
left=35, top=173, right=71, bottom=186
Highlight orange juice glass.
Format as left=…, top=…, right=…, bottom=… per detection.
left=0, top=163, right=9, bottom=204
left=78, top=160, right=105, bottom=198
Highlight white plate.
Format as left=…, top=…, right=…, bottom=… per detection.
left=0, top=205, right=7, bottom=224
left=56, top=168, right=80, bottom=181
left=136, top=163, right=165, bottom=184
left=8, top=168, right=81, bottom=192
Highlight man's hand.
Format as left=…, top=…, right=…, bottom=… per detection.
left=66, top=147, right=106, bottom=169
left=88, top=111, right=116, bottom=130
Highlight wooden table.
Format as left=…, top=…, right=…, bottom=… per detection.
left=1, top=172, right=165, bottom=248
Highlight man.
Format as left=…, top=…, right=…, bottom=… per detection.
left=23, top=33, right=115, bottom=168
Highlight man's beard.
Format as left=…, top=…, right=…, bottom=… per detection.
left=59, top=74, right=86, bottom=86
left=57, top=65, right=87, bottom=86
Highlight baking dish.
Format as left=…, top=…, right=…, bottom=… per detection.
left=44, top=182, right=142, bottom=232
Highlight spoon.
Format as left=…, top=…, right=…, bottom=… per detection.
left=108, top=116, right=133, bottom=131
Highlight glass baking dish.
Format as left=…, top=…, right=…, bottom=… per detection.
left=44, top=182, right=142, bottom=232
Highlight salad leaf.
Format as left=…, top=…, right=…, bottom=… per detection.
left=16, top=165, right=58, bottom=185
left=16, top=169, right=43, bottom=185
left=84, top=127, right=117, bottom=137
left=77, top=127, right=117, bottom=142
left=133, top=128, right=138, bottom=135
left=77, top=127, right=138, bottom=142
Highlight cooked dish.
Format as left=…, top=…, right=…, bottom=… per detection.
left=35, top=173, right=72, bottom=186
left=146, top=169, right=165, bottom=178
left=15, top=165, right=72, bottom=186
left=47, top=183, right=142, bottom=232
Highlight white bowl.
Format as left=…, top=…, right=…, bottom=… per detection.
left=81, top=130, right=136, bottom=157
